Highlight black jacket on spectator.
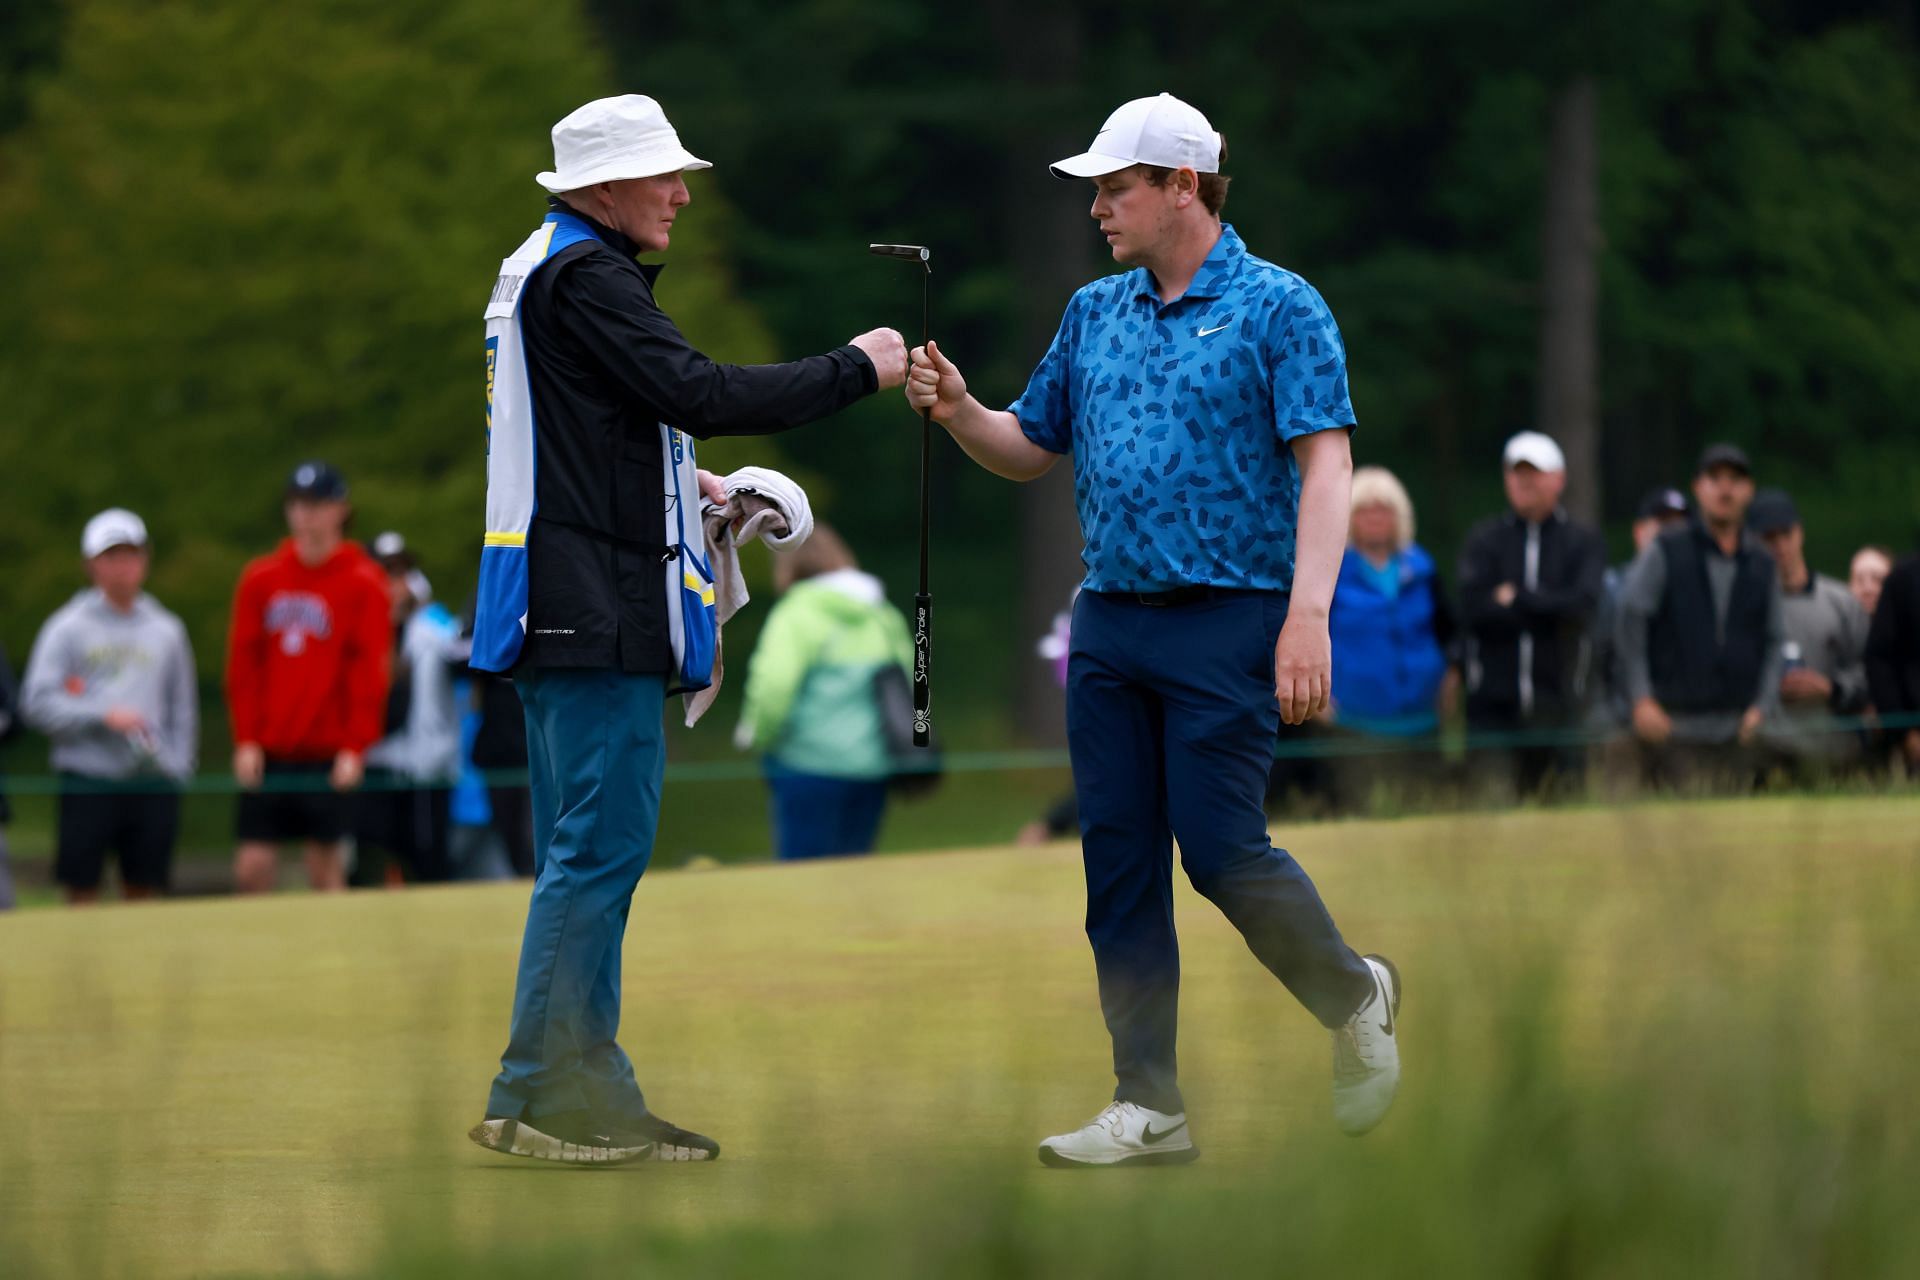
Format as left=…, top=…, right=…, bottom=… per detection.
left=516, top=200, right=876, bottom=672
left=1458, top=508, right=1606, bottom=722
left=1866, top=552, right=1920, bottom=725
left=1645, top=521, right=1775, bottom=714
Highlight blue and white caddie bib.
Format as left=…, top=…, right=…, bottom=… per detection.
left=473, top=210, right=718, bottom=690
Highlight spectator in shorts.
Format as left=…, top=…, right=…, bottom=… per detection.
left=1748, top=490, right=1869, bottom=770
left=226, top=461, right=391, bottom=892
left=1324, top=466, right=1457, bottom=807
left=1457, top=432, right=1606, bottom=798
left=21, top=509, right=198, bottom=903
left=1849, top=545, right=1895, bottom=618
left=355, top=532, right=463, bottom=885
left=0, top=643, right=19, bottom=910
left=1866, top=550, right=1920, bottom=778
left=1616, top=444, right=1783, bottom=788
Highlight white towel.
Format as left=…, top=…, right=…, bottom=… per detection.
left=682, top=466, right=814, bottom=727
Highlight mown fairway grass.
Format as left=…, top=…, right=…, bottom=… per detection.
left=3, top=794, right=1917, bottom=1277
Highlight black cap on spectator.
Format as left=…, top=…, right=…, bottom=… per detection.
left=1747, top=488, right=1799, bottom=534
left=1635, top=487, right=1689, bottom=520
left=286, top=460, right=349, bottom=501
left=1696, top=442, right=1752, bottom=477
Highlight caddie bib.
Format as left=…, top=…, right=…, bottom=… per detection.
left=472, top=210, right=717, bottom=691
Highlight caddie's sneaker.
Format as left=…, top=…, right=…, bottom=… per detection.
left=467, top=1109, right=652, bottom=1166
left=628, top=1112, right=721, bottom=1162
left=1037, top=1101, right=1199, bottom=1168
left=1331, top=954, right=1402, bottom=1136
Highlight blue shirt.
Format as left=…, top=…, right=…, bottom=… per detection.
left=1010, top=223, right=1355, bottom=593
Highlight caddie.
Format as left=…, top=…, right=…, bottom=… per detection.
left=467, top=94, right=907, bottom=1165
left=906, top=93, right=1401, bottom=1167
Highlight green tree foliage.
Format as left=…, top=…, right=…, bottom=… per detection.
left=0, top=0, right=777, bottom=693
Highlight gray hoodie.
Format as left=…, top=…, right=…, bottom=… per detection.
left=21, top=590, right=198, bottom=782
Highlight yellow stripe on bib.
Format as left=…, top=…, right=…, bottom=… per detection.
left=483, top=531, right=526, bottom=547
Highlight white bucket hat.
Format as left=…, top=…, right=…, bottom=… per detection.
left=536, top=94, right=712, bottom=193
left=1050, top=93, right=1222, bottom=179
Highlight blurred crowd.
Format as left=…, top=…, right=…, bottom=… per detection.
left=1266, top=434, right=1920, bottom=813
left=3, top=439, right=1917, bottom=905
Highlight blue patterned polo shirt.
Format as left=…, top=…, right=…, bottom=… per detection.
left=1010, top=223, right=1355, bottom=593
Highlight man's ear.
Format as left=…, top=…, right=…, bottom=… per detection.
left=1175, top=167, right=1199, bottom=208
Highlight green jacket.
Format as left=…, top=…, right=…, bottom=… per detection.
left=737, top=570, right=912, bottom=779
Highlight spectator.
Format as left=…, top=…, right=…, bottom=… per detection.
left=467, top=663, right=534, bottom=877
left=1591, top=488, right=1690, bottom=731
left=226, top=461, right=391, bottom=893
left=1849, top=545, right=1895, bottom=617
left=1323, top=466, right=1457, bottom=805
left=1865, top=550, right=1920, bottom=777
left=21, top=510, right=198, bottom=903
left=0, top=643, right=19, bottom=910
left=1748, top=490, right=1870, bottom=769
left=1617, top=443, right=1783, bottom=788
left=735, top=525, right=913, bottom=859
left=355, top=532, right=463, bottom=885
left=1457, top=431, right=1605, bottom=797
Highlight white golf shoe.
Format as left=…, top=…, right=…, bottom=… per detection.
left=1037, top=1100, right=1199, bottom=1168
left=1331, top=954, right=1402, bottom=1136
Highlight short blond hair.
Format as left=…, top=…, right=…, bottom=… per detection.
left=1350, top=466, right=1415, bottom=551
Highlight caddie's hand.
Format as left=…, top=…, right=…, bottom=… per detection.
left=233, top=742, right=266, bottom=789
left=696, top=468, right=727, bottom=509
left=906, top=340, right=968, bottom=425
left=850, top=327, right=909, bottom=390
left=1632, top=697, right=1672, bottom=745
left=331, top=749, right=365, bottom=792
left=1274, top=616, right=1331, bottom=726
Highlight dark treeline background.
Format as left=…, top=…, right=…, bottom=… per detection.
left=1, top=0, right=1916, bottom=759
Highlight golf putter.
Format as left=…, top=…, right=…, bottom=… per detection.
left=868, top=243, right=934, bottom=748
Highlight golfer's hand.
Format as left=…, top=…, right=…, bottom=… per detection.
left=1274, top=616, right=1331, bottom=726
left=331, top=749, right=364, bottom=792
left=1737, top=706, right=1764, bottom=746
left=850, top=328, right=909, bottom=389
left=906, top=340, right=967, bottom=425
left=233, top=742, right=265, bottom=789
left=1632, top=697, right=1672, bottom=744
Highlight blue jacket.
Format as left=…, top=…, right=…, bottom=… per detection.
left=1329, top=545, right=1454, bottom=736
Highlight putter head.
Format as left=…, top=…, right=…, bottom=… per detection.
left=869, top=243, right=931, bottom=270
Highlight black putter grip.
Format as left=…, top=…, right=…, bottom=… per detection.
left=913, top=592, right=932, bottom=747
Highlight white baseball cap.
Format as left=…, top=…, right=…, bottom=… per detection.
left=1050, top=93, right=1223, bottom=180
left=1502, top=431, right=1567, bottom=473
left=82, top=508, right=148, bottom=558
left=537, top=95, right=712, bottom=193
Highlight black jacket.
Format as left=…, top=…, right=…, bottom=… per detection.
left=1645, top=521, right=1775, bottom=713
left=516, top=202, right=877, bottom=672
left=1458, top=508, right=1606, bottom=722
left=1866, top=552, right=1920, bottom=723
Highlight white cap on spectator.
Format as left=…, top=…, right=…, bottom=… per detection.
left=1502, top=431, right=1566, bottom=473
left=81, top=508, right=148, bottom=558
left=1050, top=93, right=1223, bottom=179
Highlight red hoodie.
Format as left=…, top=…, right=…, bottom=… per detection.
left=226, top=539, right=392, bottom=761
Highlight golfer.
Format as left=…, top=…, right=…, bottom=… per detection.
left=907, top=94, right=1401, bottom=1167
left=467, top=94, right=907, bottom=1165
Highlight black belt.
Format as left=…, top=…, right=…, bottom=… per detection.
left=1107, top=585, right=1254, bottom=607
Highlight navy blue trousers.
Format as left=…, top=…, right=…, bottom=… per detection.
left=486, top=669, right=664, bottom=1123
left=1068, top=589, right=1374, bottom=1116
left=765, top=762, right=887, bottom=859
